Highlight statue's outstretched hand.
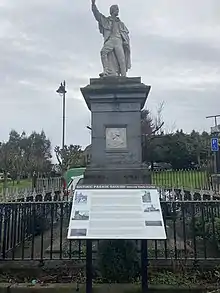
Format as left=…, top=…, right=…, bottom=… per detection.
left=91, top=0, right=96, bottom=5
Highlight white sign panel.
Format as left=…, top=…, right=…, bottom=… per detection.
left=67, top=186, right=166, bottom=240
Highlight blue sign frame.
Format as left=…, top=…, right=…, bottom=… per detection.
left=211, top=138, right=219, bottom=152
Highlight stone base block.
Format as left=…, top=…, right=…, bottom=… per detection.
left=83, top=167, right=151, bottom=185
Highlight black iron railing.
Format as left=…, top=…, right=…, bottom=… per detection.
left=1, top=190, right=220, bottom=263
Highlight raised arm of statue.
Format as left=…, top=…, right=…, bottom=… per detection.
left=91, top=0, right=106, bottom=23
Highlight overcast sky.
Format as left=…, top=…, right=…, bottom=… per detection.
left=0, top=0, right=219, bottom=151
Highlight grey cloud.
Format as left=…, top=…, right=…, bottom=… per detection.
left=0, top=0, right=219, bottom=149
left=132, top=33, right=220, bottom=65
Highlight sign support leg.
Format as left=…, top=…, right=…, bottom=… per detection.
left=86, top=239, right=93, bottom=293
left=141, top=239, right=148, bottom=293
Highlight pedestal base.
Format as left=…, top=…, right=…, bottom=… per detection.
left=81, top=77, right=151, bottom=170
left=83, top=167, right=151, bottom=185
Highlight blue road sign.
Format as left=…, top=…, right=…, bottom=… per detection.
left=211, top=138, right=219, bottom=152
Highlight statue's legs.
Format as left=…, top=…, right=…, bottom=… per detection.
left=100, top=38, right=126, bottom=77
left=100, top=39, right=115, bottom=76
left=114, top=41, right=126, bottom=77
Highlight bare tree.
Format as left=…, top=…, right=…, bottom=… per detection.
left=54, top=145, right=85, bottom=173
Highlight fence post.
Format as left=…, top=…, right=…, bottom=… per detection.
left=141, top=239, right=148, bottom=293
left=86, top=239, right=93, bottom=293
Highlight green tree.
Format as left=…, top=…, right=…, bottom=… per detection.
left=0, top=142, right=14, bottom=189
left=189, top=130, right=210, bottom=167
left=0, top=130, right=52, bottom=185
left=12, top=130, right=52, bottom=177
left=23, top=130, right=52, bottom=176
left=145, top=130, right=211, bottom=169
left=7, top=130, right=26, bottom=184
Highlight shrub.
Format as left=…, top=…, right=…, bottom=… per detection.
left=194, top=215, right=205, bottom=237
left=192, top=215, right=220, bottom=251
left=206, top=218, right=220, bottom=250
left=97, top=239, right=140, bottom=283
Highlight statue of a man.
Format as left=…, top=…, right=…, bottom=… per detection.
left=91, top=0, right=131, bottom=77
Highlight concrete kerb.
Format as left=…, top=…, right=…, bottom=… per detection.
left=0, top=283, right=216, bottom=293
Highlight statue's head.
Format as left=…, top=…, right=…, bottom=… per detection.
left=110, top=4, right=119, bottom=17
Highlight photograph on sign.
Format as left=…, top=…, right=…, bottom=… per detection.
left=144, top=204, right=160, bottom=213
left=142, top=191, right=151, bottom=203
left=70, top=228, right=87, bottom=237
left=72, top=211, right=90, bottom=221
left=74, top=191, right=88, bottom=205
left=67, top=187, right=166, bottom=240
left=145, top=221, right=163, bottom=227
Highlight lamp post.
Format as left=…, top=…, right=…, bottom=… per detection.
left=56, top=81, right=67, bottom=149
left=56, top=81, right=67, bottom=196
left=206, top=115, right=220, bottom=128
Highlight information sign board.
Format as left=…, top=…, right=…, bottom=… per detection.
left=67, top=186, right=166, bottom=240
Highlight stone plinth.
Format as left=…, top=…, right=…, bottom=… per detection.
left=80, top=77, right=151, bottom=184
left=83, top=167, right=151, bottom=184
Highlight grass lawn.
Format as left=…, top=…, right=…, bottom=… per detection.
left=0, top=171, right=210, bottom=191
left=0, top=179, right=32, bottom=190
left=151, top=170, right=209, bottom=190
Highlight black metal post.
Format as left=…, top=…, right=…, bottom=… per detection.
left=86, top=239, right=93, bottom=293
left=56, top=80, right=67, bottom=150
left=62, top=81, right=66, bottom=150
left=32, top=171, right=37, bottom=191
left=141, top=239, right=148, bottom=293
